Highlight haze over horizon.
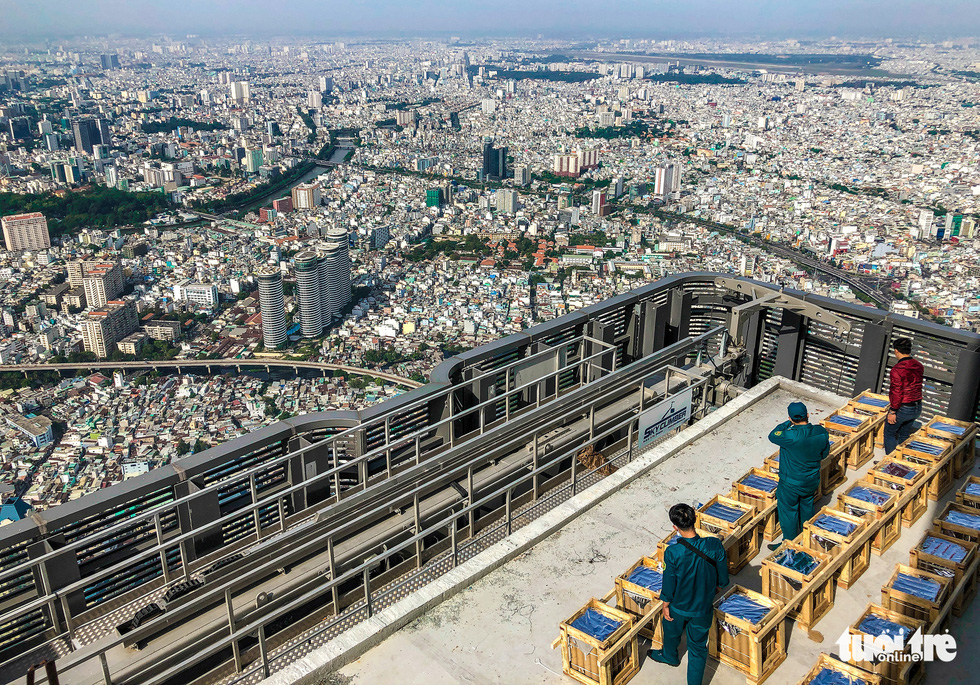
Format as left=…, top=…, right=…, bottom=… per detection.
left=1, top=0, right=980, bottom=40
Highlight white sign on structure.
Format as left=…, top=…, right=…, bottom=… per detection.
left=637, top=386, right=694, bottom=449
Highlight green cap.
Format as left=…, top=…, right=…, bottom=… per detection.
left=788, top=401, right=808, bottom=421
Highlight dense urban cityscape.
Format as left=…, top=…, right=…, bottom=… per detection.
left=0, top=31, right=979, bottom=515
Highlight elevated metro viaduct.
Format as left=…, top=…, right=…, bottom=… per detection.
left=0, top=360, right=421, bottom=389
left=0, top=273, right=977, bottom=685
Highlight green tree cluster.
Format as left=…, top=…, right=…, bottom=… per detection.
left=0, top=186, right=171, bottom=233
left=141, top=117, right=226, bottom=134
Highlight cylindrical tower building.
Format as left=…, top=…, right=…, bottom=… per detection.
left=317, top=251, right=331, bottom=326
left=322, top=227, right=351, bottom=319
left=256, top=268, right=287, bottom=349
left=294, top=249, right=323, bottom=337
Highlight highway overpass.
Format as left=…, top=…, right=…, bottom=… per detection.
left=0, top=360, right=422, bottom=389
left=648, top=207, right=893, bottom=307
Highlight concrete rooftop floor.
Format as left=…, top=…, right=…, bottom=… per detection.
left=329, top=385, right=978, bottom=685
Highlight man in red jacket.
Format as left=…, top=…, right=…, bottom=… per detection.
left=884, top=337, right=924, bottom=454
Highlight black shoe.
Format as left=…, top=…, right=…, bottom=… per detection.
left=767, top=542, right=781, bottom=551
left=647, top=649, right=680, bottom=667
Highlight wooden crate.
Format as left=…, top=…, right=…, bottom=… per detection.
left=763, top=450, right=780, bottom=476
left=909, top=531, right=978, bottom=617
left=797, top=653, right=882, bottom=685
left=556, top=598, right=639, bottom=685
left=847, top=391, right=891, bottom=449
left=935, top=501, right=980, bottom=545
left=821, top=409, right=875, bottom=468
left=836, top=482, right=902, bottom=556
left=896, top=434, right=953, bottom=502
left=697, top=495, right=754, bottom=535
left=614, top=556, right=663, bottom=646
left=922, top=415, right=977, bottom=479
left=820, top=437, right=848, bottom=500
left=954, top=438, right=976, bottom=479
left=847, top=604, right=926, bottom=685
left=881, top=563, right=952, bottom=627
left=732, top=468, right=780, bottom=541
left=866, top=456, right=928, bottom=527
left=697, top=495, right=760, bottom=574
left=955, top=475, right=980, bottom=510
left=802, top=507, right=871, bottom=590
left=761, top=541, right=834, bottom=631
left=708, top=586, right=786, bottom=685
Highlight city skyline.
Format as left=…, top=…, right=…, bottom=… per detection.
left=2, top=0, right=980, bottom=39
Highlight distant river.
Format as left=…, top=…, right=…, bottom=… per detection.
left=238, top=147, right=352, bottom=213
left=565, top=51, right=900, bottom=77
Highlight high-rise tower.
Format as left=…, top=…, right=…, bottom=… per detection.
left=481, top=141, right=508, bottom=181
left=294, top=250, right=323, bottom=338
left=257, top=269, right=287, bottom=349
left=291, top=234, right=351, bottom=338
left=322, top=228, right=351, bottom=319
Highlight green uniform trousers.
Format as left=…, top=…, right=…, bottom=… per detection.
left=660, top=611, right=712, bottom=685
left=776, top=480, right=817, bottom=543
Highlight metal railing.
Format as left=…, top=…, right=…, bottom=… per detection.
left=6, top=273, right=977, bottom=559
left=0, top=333, right=615, bottom=619
left=70, top=340, right=713, bottom=685
left=4, top=330, right=713, bottom=684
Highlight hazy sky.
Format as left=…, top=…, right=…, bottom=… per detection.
left=1, top=0, right=978, bottom=39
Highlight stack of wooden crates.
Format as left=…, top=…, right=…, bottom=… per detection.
left=552, top=392, right=976, bottom=685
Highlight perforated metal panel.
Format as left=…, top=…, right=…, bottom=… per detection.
left=800, top=339, right=859, bottom=397
left=683, top=280, right=734, bottom=357
left=0, top=607, right=48, bottom=658
left=596, top=305, right=630, bottom=338
left=756, top=309, right=782, bottom=382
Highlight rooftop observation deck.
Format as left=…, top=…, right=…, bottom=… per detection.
left=2, top=273, right=978, bottom=685
left=263, top=378, right=978, bottom=685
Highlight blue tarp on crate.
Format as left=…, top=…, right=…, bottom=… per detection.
left=627, top=566, right=663, bottom=592
left=703, top=502, right=746, bottom=523
left=813, top=514, right=857, bottom=536
left=932, top=422, right=967, bottom=436
left=828, top=415, right=862, bottom=428
left=893, top=573, right=942, bottom=602
left=856, top=396, right=889, bottom=408
left=810, top=667, right=868, bottom=685
left=906, top=440, right=944, bottom=456
left=570, top=608, right=622, bottom=642
left=879, top=462, right=918, bottom=480
left=921, top=536, right=968, bottom=564
left=858, top=614, right=911, bottom=641
left=944, top=509, right=980, bottom=530
left=772, top=548, right=819, bottom=575
left=718, top=593, right=768, bottom=625
left=847, top=486, right=891, bottom=506
left=965, top=483, right=980, bottom=497
left=742, top=474, right=778, bottom=493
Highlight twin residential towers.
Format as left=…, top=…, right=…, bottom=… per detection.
left=257, top=228, right=351, bottom=349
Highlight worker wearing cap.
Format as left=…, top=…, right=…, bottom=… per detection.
left=767, top=401, right=830, bottom=550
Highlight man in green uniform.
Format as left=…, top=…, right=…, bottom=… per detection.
left=767, top=401, right=830, bottom=550
left=648, top=503, right=729, bottom=684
